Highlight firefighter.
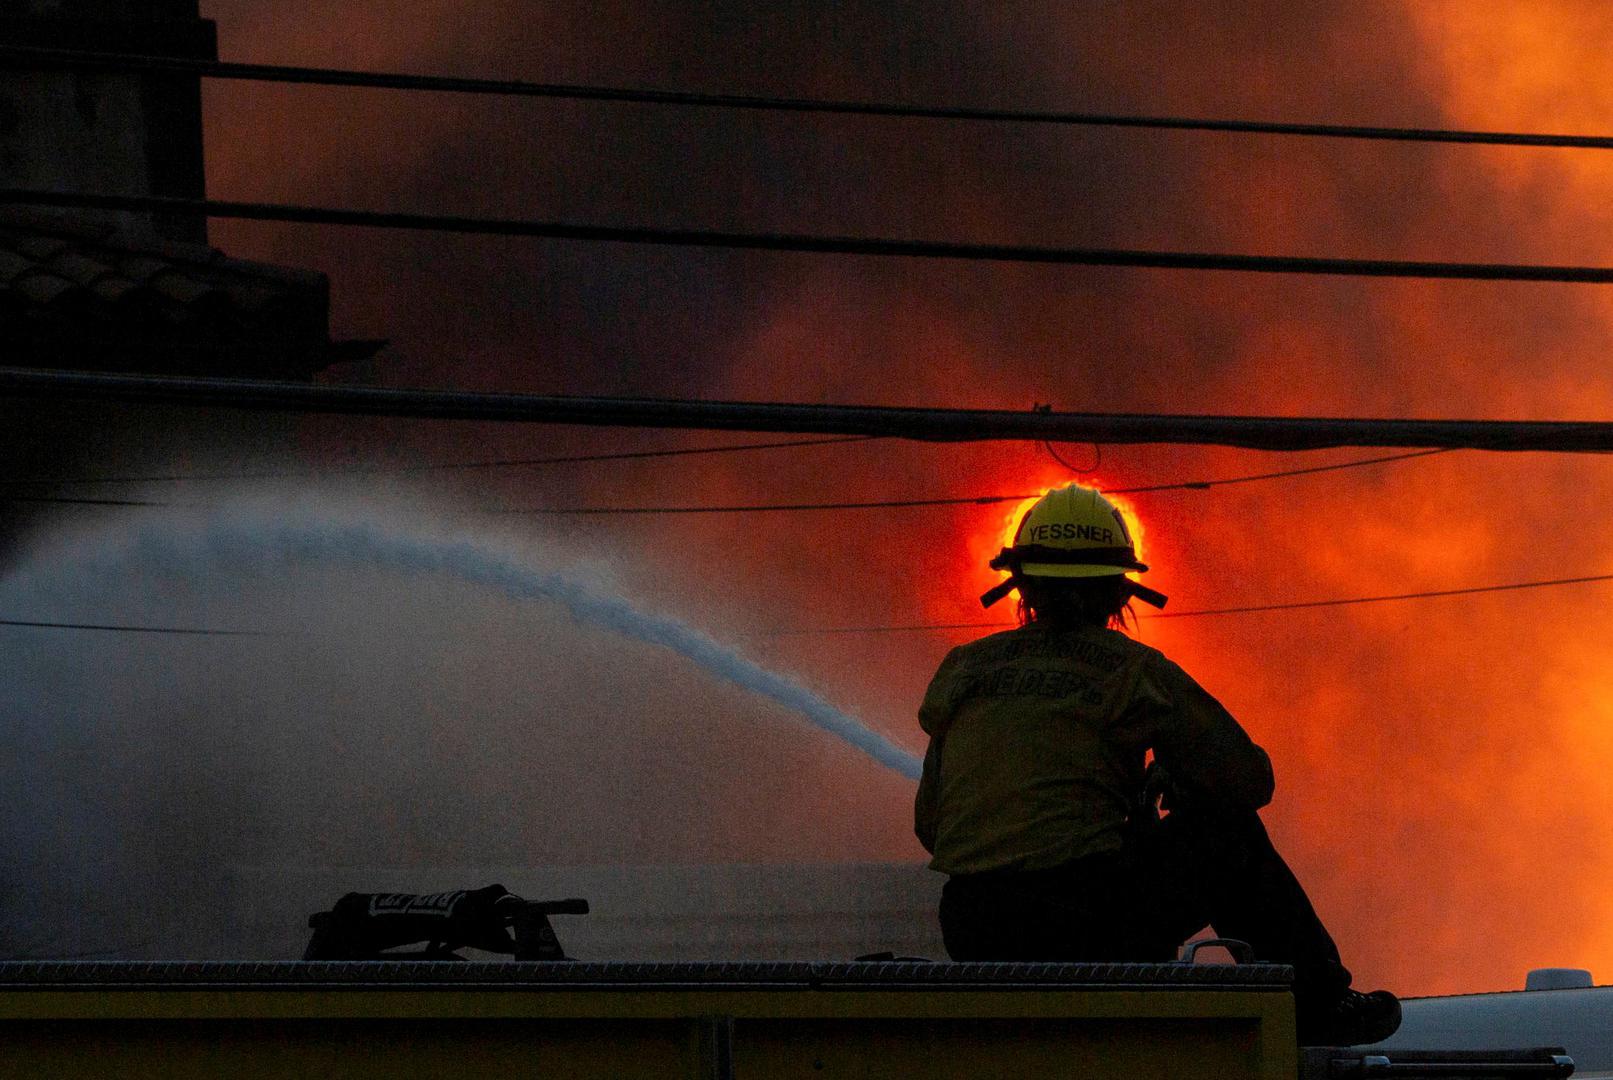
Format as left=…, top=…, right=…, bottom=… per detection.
left=915, top=482, right=1401, bottom=1046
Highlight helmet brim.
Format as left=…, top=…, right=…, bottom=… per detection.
left=1019, top=561, right=1147, bottom=579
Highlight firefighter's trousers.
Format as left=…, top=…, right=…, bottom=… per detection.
left=937, top=809, right=1353, bottom=1010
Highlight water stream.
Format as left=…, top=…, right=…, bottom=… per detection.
left=4, top=509, right=923, bottom=780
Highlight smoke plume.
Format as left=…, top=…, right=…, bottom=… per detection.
left=9, top=1, right=1613, bottom=991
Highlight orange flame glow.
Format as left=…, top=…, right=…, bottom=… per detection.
left=198, top=1, right=1613, bottom=998
left=978, top=484, right=1151, bottom=605
left=996, top=494, right=1041, bottom=550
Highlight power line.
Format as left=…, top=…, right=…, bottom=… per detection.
left=11, top=188, right=1613, bottom=284
left=506, top=494, right=1027, bottom=515
left=1144, top=573, right=1613, bottom=617
left=0, top=447, right=1453, bottom=513
left=504, top=448, right=1452, bottom=514
left=7, top=366, right=1613, bottom=452
left=766, top=621, right=1016, bottom=636
left=0, top=435, right=875, bottom=489
left=0, top=493, right=177, bottom=507
left=764, top=572, right=1613, bottom=634
left=8, top=571, right=1608, bottom=638
left=6, top=45, right=1613, bottom=152
left=1043, top=440, right=1101, bottom=474
left=0, top=618, right=271, bottom=636
left=1110, top=447, right=1452, bottom=493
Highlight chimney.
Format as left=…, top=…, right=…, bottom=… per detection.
left=0, top=0, right=217, bottom=243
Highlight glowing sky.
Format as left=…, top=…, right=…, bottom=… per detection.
left=178, top=0, right=1613, bottom=995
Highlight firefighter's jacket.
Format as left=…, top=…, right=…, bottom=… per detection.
left=915, top=621, right=1273, bottom=876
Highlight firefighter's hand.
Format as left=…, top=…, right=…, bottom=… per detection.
left=1146, top=762, right=1205, bottom=816
left=1142, top=761, right=1171, bottom=812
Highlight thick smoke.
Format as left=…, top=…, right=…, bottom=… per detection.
left=0, top=498, right=923, bottom=959
left=6, top=1, right=1605, bottom=989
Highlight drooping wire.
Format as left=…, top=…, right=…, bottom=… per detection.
left=1043, top=440, right=1101, bottom=475
left=0, top=446, right=1459, bottom=512
left=10, top=570, right=1607, bottom=638
left=762, top=571, right=1613, bottom=635
left=1143, top=573, right=1613, bottom=617
left=1032, top=403, right=1101, bottom=474
left=489, top=445, right=1461, bottom=512
left=8, top=45, right=1613, bottom=152
left=501, top=495, right=1024, bottom=515
left=1109, top=447, right=1452, bottom=493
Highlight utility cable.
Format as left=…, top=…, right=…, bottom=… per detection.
left=0, top=448, right=1465, bottom=513
left=8, top=571, right=1608, bottom=638
left=446, top=448, right=1464, bottom=512
left=0, top=494, right=188, bottom=507
left=1109, top=447, right=1452, bottom=493
left=505, top=446, right=1443, bottom=513
left=0, top=617, right=272, bottom=636
left=503, top=494, right=1022, bottom=515
left=9, top=366, right=1613, bottom=450
left=6, top=45, right=1613, bottom=151
left=1043, top=440, right=1102, bottom=474
left=2, top=490, right=1010, bottom=513
left=764, top=571, right=1613, bottom=634
left=0, top=435, right=875, bottom=489
left=10, top=188, right=1613, bottom=284
left=1145, top=573, right=1613, bottom=617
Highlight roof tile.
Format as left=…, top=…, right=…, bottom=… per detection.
left=12, top=271, right=84, bottom=306
left=0, top=249, right=33, bottom=283
left=144, top=267, right=221, bottom=306
left=0, top=207, right=366, bottom=378
left=11, top=235, right=71, bottom=262
left=89, top=276, right=155, bottom=306
left=117, top=255, right=171, bottom=283
left=47, top=251, right=117, bottom=287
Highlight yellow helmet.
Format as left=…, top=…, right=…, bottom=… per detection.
left=979, top=483, right=1167, bottom=610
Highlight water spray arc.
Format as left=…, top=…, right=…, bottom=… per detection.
left=18, top=512, right=923, bottom=781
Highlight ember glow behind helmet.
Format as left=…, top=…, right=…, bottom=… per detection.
left=980, top=484, right=1167, bottom=610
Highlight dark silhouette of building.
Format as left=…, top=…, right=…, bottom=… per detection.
left=0, top=0, right=380, bottom=376
left=0, top=1, right=382, bottom=563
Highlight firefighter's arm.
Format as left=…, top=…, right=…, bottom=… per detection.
left=1143, top=655, right=1274, bottom=811
left=913, top=647, right=963, bottom=853
left=914, top=738, right=941, bottom=853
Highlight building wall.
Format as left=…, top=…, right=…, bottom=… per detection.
left=0, top=0, right=216, bottom=243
